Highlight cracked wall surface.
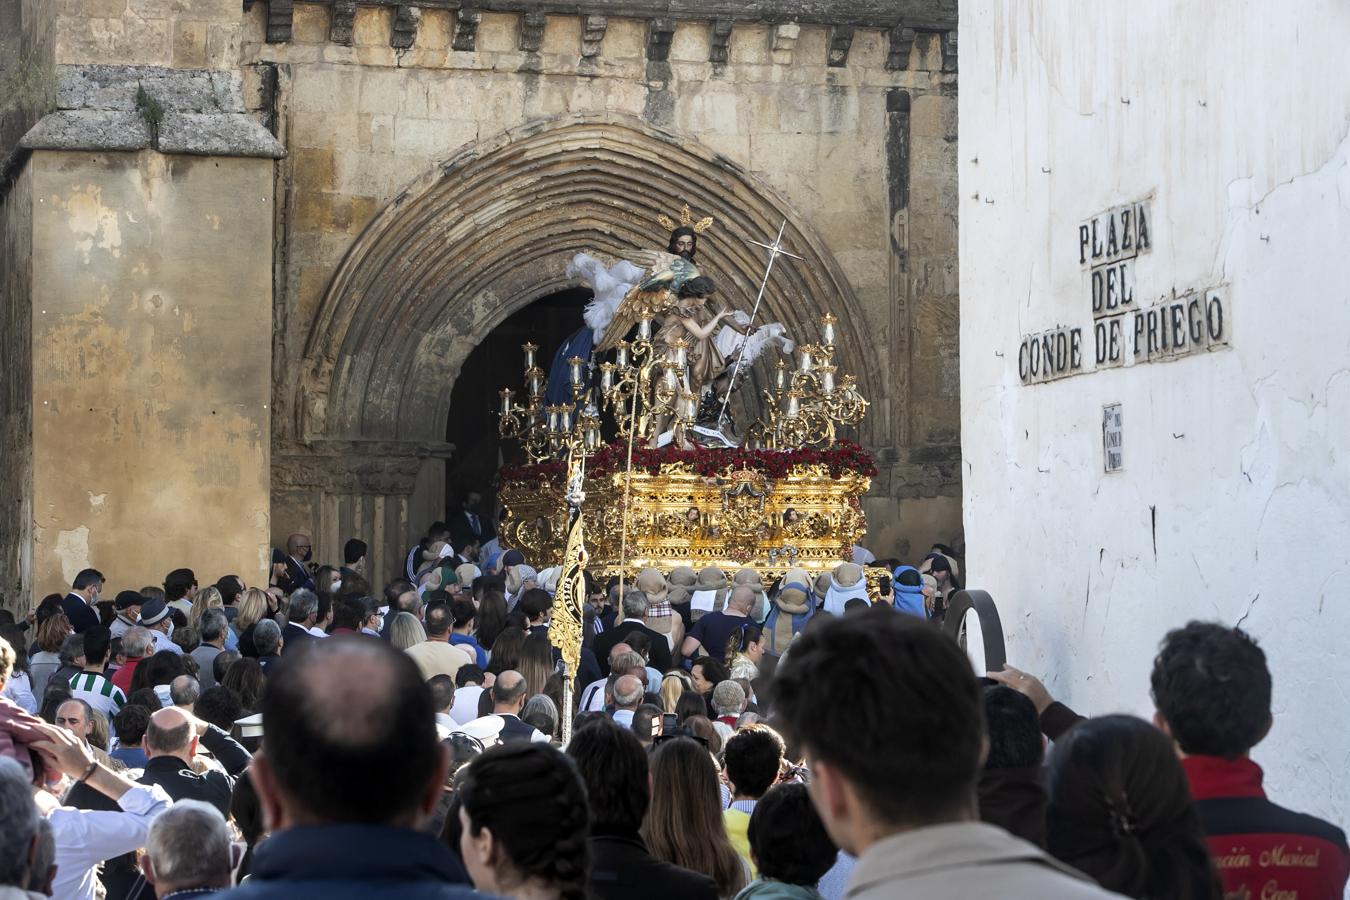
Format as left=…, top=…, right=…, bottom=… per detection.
left=25, top=150, right=273, bottom=603
left=960, top=1, right=1350, bottom=821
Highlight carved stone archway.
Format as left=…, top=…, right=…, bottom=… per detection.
left=281, top=113, right=885, bottom=574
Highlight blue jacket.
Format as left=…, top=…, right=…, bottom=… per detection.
left=890, top=566, right=928, bottom=619
left=217, top=824, right=481, bottom=900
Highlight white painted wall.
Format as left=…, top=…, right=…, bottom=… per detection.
left=959, top=0, right=1350, bottom=823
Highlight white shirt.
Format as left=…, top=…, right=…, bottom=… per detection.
left=1, top=671, right=37, bottom=713
left=48, top=782, right=172, bottom=900
left=146, top=629, right=182, bottom=655
left=579, top=678, right=608, bottom=712
left=307, top=625, right=328, bottom=638
left=612, top=708, right=635, bottom=728
left=450, top=686, right=485, bottom=725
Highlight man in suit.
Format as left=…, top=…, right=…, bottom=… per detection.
left=592, top=590, right=672, bottom=676
left=273, top=533, right=315, bottom=594
left=282, top=589, right=319, bottom=655
left=448, top=492, right=494, bottom=556
left=61, top=568, right=104, bottom=634
left=490, top=670, right=547, bottom=743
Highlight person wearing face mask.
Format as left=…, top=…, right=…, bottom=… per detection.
left=273, top=533, right=316, bottom=594
left=137, top=599, right=183, bottom=655
left=61, top=569, right=105, bottom=634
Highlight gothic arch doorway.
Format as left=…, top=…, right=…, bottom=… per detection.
left=287, top=113, right=883, bottom=577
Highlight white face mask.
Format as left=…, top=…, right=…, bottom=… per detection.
left=164, top=621, right=175, bottom=638
left=331, top=579, right=343, bottom=591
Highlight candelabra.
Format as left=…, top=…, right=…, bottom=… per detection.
left=596, top=318, right=698, bottom=449
left=747, top=313, right=869, bottom=449
left=498, top=343, right=603, bottom=462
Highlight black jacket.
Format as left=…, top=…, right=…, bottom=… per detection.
left=592, top=621, right=671, bottom=676
left=282, top=622, right=315, bottom=655
left=216, top=824, right=474, bottom=900
left=587, top=830, right=719, bottom=900
left=138, top=724, right=251, bottom=814
left=62, top=592, right=101, bottom=633
left=977, top=765, right=1047, bottom=848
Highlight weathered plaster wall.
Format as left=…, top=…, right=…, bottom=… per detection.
left=245, top=7, right=961, bottom=564
left=28, top=150, right=273, bottom=598
left=960, top=2, right=1350, bottom=819
left=0, top=168, right=36, bottom=610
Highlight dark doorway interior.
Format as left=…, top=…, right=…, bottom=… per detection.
left=444, top=287, right=592, bottom=514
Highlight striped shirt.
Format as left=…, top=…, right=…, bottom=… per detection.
left=69, top=671, right=126, bottom=721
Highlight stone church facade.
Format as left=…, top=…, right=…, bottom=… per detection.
left=1, top=0, right=959, bottom=602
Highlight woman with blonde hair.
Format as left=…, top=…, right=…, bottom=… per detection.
left=660, top=670, right=694, bottom=713
left=188, top=586, right=238, bottom=652
left=233, top=587, right=274, bottom=657
left=644, top=736, right=746, bottom=898
left=389, top=611, right=427, bottom=651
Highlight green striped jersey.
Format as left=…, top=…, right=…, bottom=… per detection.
left=68, top=672, right=126, bottom=718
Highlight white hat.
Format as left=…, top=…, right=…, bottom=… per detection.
left=453, top=715, right=505, bottom=748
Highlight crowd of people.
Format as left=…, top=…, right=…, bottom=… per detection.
left=0, top=514, right=1345, bottom=900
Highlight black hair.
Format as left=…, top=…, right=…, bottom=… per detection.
left=262, top=637, right=441, bottom=824
left=517, top=588, right=553, bottom=622
left=724, top=723, right=786, bottom=799
left=132, top=650, right=186, bottom=693
left=459, top=743, right=590, bottom=900
left=426, top=521, right=451, bottom=541
left=113, top=703, right=151, bottom=745
left=983, top=685, right=1044, bottom=769
left=343, top=538, right=368, bottom=565
left=667, top=225, right=698, bottom=260
left=690, top=657, right=727, bottom=688
left=73, top=569, right=104, bottom=591
left=213, top=649, right=241, bottom=684
left=125, top=687, right=162, bottom=711
left=195, top=685, right=243, bottom=733
left=675, top=691, right=707, bottom=724
left=456, top=664, right=485, bottom=688
left=678, top=275, right=716, bottom=298
left=1150, top=621, right=1270, bottom=758
left=748, top=782, right=838, bottom=886
left=383, top=579, right=415, bottom=607
left=331, top=595, right=368, bottom=632
left=625, top=630, right=652, bottom=660
left=477, top=590, right=509, bottom=650
left=1046, top=715, right=1222, bottom=900
left=487, top=627, right=527, bottom=676
left=164, top=568, right=196, bottom=603
left=566, top=718, right=649, bottom=832
left=427, top=674, right=456, bottom=711
left=216, top=575, right=244, bottom=605
left=842, top=597, right=870, bottom=615
left=230, top=770, right=265, bottom=879
left=82, top=626, right=112, bottom=666
left=895, top=568, right=922, bottom=588
left=632, top=703, right=664, bottom=743
left=450, top=597, right=477, bottom=629
left=770, top=608, right=983, bottom=827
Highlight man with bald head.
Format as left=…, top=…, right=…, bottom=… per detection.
left=682, top=584, right=756, bottom=663
left=610, top=674, right=645, bottom=728
left=579, top=643, right=633, bottom=711
left=219, top=637, right=474, bottom=898
left=491, top=669, right=548, bottom=744
left=138, top=705, right=250, bottom=814
left=273, top=532, right=316, bottom=594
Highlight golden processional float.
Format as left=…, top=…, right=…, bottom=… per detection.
left=494, top=209, right=874, bottom=734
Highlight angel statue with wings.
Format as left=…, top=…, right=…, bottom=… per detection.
left=561, top=205, right=793, bottom=446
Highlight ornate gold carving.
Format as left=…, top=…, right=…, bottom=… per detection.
left=500, top=462, right=869, bottom=580
left=657, top=202, right=715, bottom=235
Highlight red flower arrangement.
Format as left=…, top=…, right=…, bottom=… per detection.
left=499, top=441, right=877, bottom=486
